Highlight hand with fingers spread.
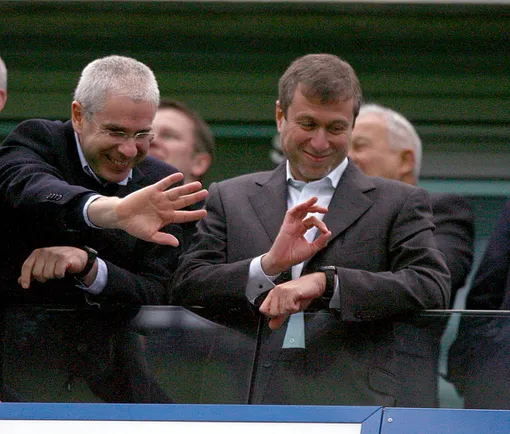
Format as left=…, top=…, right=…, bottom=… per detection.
left=18, top=246, right=97, bottom=289
left=261, top=196, right=332, bottom=276
left=259, top=272, right=327, bottom=330
left=87, top=172, right=208, bottom=246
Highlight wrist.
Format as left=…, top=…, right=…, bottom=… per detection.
left=87, top=196, right=121, bottom=229
left=261, top=253, right=284, bottom=276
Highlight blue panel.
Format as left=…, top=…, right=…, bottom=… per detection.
left=361, top=408, right=383, bottom=434
left=0, top=404, right=381, bottom=424
left=381, top=408, right=510, bottom=434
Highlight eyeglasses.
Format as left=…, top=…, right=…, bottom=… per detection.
left=92, top=118, right=154, bottom=144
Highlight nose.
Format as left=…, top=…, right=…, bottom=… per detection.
left=117, top=137, right=139, bottom=159
left=310, top=128, right=329, bottom=152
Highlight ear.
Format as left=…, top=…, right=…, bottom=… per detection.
left=191, top=152, right=212, bottom=179
left=71, top=101, right=85, bottom=133
left=398, top=148, right=416, bottom=180
left=276, top=100, right=284, bottom=132
left=0, top=89, right=7, bottom=112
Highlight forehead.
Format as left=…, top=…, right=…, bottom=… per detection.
left=289, top=85, right=355, bottom=124
left=97, top=95, right=156, bottom=125
left=353, top=112, right=388, bottom=136
left=153, top=108, right=195, bottom=129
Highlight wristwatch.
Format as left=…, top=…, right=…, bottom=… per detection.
left=75, top=246, right=98, bottom=279
left=319, top=265, right=337, bottom=306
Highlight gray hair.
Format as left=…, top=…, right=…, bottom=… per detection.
left=359, top=103, right=422, bottom=178
left=74, top=55, right=159, bottom=120
left=0, top=57, right=7, bottom=90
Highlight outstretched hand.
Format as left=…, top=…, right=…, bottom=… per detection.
left=88, top=172, right=208, bottom=246
left=261, top=196, right=331, bottom=275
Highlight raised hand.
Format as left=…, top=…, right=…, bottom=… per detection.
left=18, top=246, right=95, bottom=289
left=88, top=172, right=208, bottom=246
left=259, top=272, right=327, bottom=329
left=261, top=196, right=331, bottom=275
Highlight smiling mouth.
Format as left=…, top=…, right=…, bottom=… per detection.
left=304, top=151, right=330, bottom=162
left=108, top=156, right=131, bottom=169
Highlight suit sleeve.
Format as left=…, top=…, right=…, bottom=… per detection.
left=170, top=182, right=253, bottom=308
left=432, top=195, right=475, bottom=302
left=334, top=188, right=451, bottom=321
left=0, top=120, right=96, bottom=230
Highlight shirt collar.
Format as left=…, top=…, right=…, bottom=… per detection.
left=286, top=157, right=348, bottom=189
left=74, top=131, right=132, bottom=186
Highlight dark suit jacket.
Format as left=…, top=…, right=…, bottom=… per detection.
left=448, top=199, right=510, bottom=409
left=394, top=193, right=474, bottom=407
left=431, top=194, right=475, bottom=302
left=0, top=119, right=181, bottom=402
left=172, top=160, right=450, bottom=406
left=0, top=119, right=182, bottom=307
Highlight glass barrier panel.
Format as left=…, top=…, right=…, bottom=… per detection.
left=2, top=306, right=509, bottom=410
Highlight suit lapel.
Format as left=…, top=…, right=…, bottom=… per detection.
left=248, top=163, right=288, bottom=243
left=322, top=162, right=376, bottom=242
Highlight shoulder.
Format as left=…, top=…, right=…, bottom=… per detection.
left=212, top=170, right=275, bottom=191
left=136, top=155, right=180, bottom=183
left=430, top=193, right=474, bottom=218
left=363, top=175, right=429, bottom=206
left=10, top=118, right=69, bottom=137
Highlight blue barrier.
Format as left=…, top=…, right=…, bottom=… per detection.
left=2, top=404, right=510, bottom=433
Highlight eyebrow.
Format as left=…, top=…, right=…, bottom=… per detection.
left=101, top=122, right=152, bottom=133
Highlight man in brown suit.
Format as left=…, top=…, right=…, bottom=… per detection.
left=172, top=53, right=450, bottom=406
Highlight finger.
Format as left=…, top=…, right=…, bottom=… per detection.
left=285, top=198, right=317, bottom=219
left=170, top=209, right=207, bottom=224
left=165, top=181, right=204, bottom=200
left=313, top=231, right=332, bottom=250
left=19, top=253, right=38, bottom=289
left=302, top=215, right=329, bottom=232
left=148, top=231, right=180, bottom=247
left=268, top=315, right=289, bottom=330
left=153, top=172, right=185, bottom=191
left=54, top=258, right=71, bottom=279
left=306, top=205, right=329, bottom=215
left=259, top=295, right=271, bottom=316
left=169, top=190, right=209, bottom=211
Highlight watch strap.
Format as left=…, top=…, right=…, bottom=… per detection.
left=319, top=266, right=336, bottom=306
left=75, top=246, right=98, bottom=279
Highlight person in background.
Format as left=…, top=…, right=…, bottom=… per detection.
left=0, top=56, right=7, bottom=112
left=0, top=55, right=207, bottom=402
left=348, top=102, right=475, bottom=406
left=448, top=199, right=510, bottom=409
left=172, top=53, right=450, bottom=406
left=149, top=98, right=215, bottom=185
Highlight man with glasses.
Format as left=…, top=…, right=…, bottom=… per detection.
left=0, top=55, right=207, bottom=402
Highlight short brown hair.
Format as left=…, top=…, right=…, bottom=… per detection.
left=278, top=54, right=362, bottom=121
left=158, top=98, right=215, bottom=160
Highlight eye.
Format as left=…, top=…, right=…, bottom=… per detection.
left=136, top=132, right=155, bottom=142
left=329, top=125, right=347, bottom=135
left=298, top=120, right=316, bottom=131
left=106, top=130, right=128, bottom=139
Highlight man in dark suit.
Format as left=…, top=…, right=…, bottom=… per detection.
left=172, top=54, right=450, bottom=406
left=0, top=55, right=207, bottom=402
left=349, top=103, right=474, bottom=407
left=448, top=199, right=510, bottom=409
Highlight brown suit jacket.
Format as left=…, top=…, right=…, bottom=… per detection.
left=172, top=160, right=450, bottom=406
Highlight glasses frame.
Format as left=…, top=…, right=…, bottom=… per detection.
left=91, top=118, right=155, bottom=144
